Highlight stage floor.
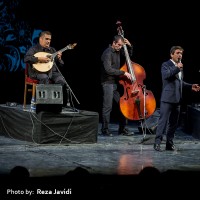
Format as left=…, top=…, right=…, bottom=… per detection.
left=1, top=123, right=200, bottom=177
left=1, top=105, right=200, bottom=197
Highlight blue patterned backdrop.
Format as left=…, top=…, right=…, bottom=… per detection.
left=0, top=0, right=42, bottom=72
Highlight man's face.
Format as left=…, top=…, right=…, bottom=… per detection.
left=171, top=49, right=183, bottom=63
left=113, top=39, right=124, bottom=51
left=39, top=34, right=51, bottom=48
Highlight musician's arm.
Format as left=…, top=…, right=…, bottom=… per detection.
left=24, top=46, right=50, bottom=64
left=54, top=50, right=64, bottom=66
left=24, top=47, right=38, bottom=64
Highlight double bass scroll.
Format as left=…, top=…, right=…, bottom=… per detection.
left=116, top=21, right=156, bottom=121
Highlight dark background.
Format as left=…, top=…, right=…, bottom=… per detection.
left=0, top=0, right=200, bottom=115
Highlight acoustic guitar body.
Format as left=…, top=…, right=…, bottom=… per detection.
left=32, top=43, right=77, bottom=72
left=33, top=52, right=54, bottom=72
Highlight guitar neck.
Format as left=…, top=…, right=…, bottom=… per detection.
left=51, top=46, right=69, bottom=59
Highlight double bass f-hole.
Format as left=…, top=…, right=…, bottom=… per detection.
left=116, top=21, right=156, bottom=121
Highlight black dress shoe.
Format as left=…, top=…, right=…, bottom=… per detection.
left=101, top=129, right=113, bottom=137
left=154, top=144, right=162, bottom=151
left=118, top=128, right=134, bottom=136
left=166, top=144, right=176, bottom=151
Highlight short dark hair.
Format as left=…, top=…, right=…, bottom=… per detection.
left=113, top=35, right=124, bottom=43
left=39, top=31, right=52, bottom=38
left=170, top=46, right=184, bottom=54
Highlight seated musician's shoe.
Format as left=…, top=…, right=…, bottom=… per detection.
left=166, top=143, right=176, bottom=151
left=154, top=144, right=162, bottom=152
left=118, top=128, right=134, bottom=136
left=101, top=129, right=113, bottom=137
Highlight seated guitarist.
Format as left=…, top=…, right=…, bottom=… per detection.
left=24, top=30, right=67, bottom=105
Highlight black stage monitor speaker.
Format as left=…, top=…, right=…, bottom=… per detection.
left=138, top=109, right=160, bottom=134
left=36, top=84, right=63, bottom=113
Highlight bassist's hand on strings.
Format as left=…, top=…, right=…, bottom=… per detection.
left=124, top=71, right=132, bottom=80
left=123, top=38, right=132, bottom=47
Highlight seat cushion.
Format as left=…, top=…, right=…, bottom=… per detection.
left=26, top=77, right=39, bottom=84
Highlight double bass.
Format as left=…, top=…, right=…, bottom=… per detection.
left=117, top=21, right=156, bottom=121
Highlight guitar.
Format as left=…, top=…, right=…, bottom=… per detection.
left=33, top=43, right=77, bottom=72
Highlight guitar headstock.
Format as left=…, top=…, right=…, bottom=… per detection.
left=68, top=43, right=77, bottom=49
left=116, top=21, right=124, bottom=37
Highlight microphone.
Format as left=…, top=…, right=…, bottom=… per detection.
left=178, top=57, right=183, bottom=81
left=178, top=57, right=183, bottom=71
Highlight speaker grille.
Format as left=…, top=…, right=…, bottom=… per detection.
left=36, top=84, right=63, bottom=104
left=35, top=84, right=63, bottom=113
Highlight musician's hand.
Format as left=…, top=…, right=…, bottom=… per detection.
left=123, top=38, right=132, bottom=47
left=177, top=62, right=183, bottom=70
left=124, top=72, right=132, bottom=80
left=38, top=57, right=50, bottom=63
left=192, top=84, right=200, bottom=92
left=57, top=51, right=62, bottom=60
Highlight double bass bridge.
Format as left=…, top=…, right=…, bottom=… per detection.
left=131, top=90, right=139, bottom=97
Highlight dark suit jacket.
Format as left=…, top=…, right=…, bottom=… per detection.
left=160, top=59, right=192, bottom=103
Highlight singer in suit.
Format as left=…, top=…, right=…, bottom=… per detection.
left=154, top=46, right=200, bottom=151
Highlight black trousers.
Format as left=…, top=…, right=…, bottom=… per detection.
left=101, top=83, right=127, bottom=131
